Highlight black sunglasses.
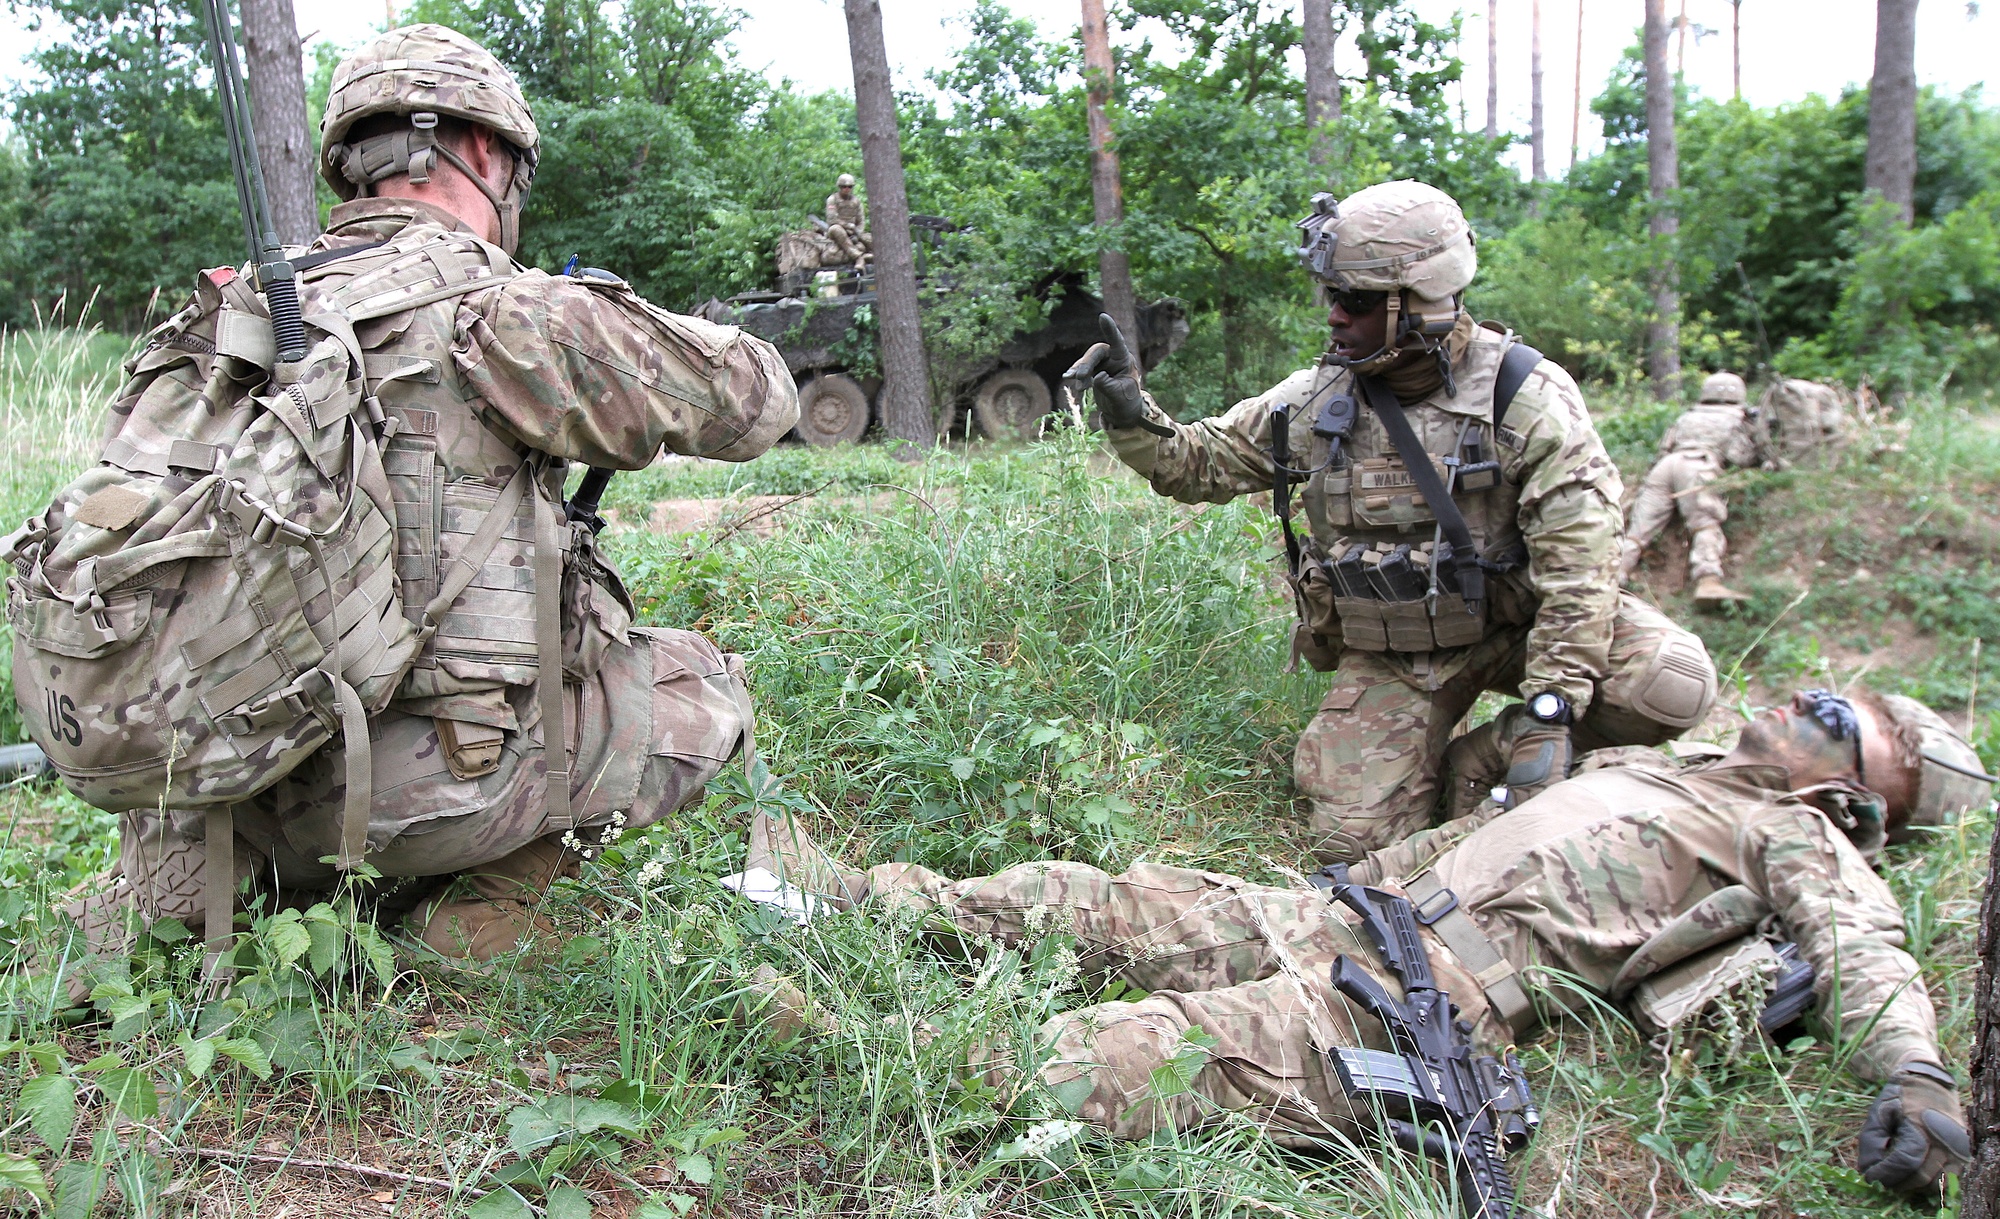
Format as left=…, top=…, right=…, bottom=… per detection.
left=1327, top=288, right=1388, bottom=315
left=1797, top=688, right=1867, bottom=787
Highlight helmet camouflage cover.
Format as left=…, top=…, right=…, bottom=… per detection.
left=1700, top=372, right=1747, bottom=404
left=320, top=24, right=540, bottom=251
left=1880, top=694, right=1996, bottom=839
left=1294, top=179, right=1478, bottom=304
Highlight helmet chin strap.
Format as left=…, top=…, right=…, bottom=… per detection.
left=337, top=116, right=531, bottom=254
left=1326, top=289, right=1464, bottom=380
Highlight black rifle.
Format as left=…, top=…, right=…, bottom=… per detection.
left=1319, top=871, right=1539, bottom=1219
left=198, top=0, right=307, bottom=365
left=566, top=466, right=613, bottom=533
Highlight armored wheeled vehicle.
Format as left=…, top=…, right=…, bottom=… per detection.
left=695, top=225, right=1187, bottom=445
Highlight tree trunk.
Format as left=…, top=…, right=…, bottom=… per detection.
left=1864, top=0, right=1919, bottom=224
left=1964, top=818, right=2000, bottom=1219
left=843, top=0, right=934, bottom=447
left=1484, top=0, right=1499, bottom=139
left=239, top=0, right=317, bottom=244
left=1302, top=0, right=1342, bottom=176
left=1080, top=0, right=1140, bottom=370
left=1676, top=0, right=1689, bottom=73
left=1569, top=0, right=1584, bottom=168
left=1643, top=0, right=1681, bottom=401
left=1529, top=0, right=1545, bottom=180
left=1732, top=0, right=1742, bottom=101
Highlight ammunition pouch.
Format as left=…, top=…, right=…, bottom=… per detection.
left=1306, top=538, right=1512, bottom=654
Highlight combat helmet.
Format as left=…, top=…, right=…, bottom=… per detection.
left=320, top=24, right=540, bottom=253
left=1880, top=695, right=1996, bottom=841
left=1294, top=179, right=1477, bottom=377
left=836, top=173, right=856, bottom=188
left=1700, top=372, right=1747, bottom=405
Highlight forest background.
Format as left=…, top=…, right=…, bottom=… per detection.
left=0, top=0, right=1997, bottom=418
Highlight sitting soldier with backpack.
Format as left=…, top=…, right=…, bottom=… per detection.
left=4, top=24, right=798, bottom=975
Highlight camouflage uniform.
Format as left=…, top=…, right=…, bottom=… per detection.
left=780, top=752, right=1943, bottom=1146
left=824, top=182, right=870, bottom=264
left=1618, top=372, right=1773, bottom=598
left=1110, top=330, right=1715, bottom=861
left=52, top=27, right=799, bottom=961
left=1103, top=181, right=1717, bottom=862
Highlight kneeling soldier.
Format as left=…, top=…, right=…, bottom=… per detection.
left=1070, top=180, right=1719, bottom=863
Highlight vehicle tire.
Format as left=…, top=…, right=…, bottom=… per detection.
left=794, top=373, right=873, bottom=446
left=972, top=368, right=1054, bottom=442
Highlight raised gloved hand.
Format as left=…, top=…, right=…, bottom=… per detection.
left=1857, top=1061, right=1971, bottom=1198
left=1501, top=722, right=1572, bottom=810
left=1063, top=314, right=1170, bottom=436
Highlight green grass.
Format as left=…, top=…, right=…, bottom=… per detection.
left=0, top=350, right=1992, bottom=1216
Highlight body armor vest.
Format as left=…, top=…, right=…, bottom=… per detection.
left=300, top=223, right=631, bottom=774
left=1281, top=327, right=1537, bottom=661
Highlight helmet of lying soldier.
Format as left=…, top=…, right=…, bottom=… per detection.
left=320, top=24, right=541, bottom=254
left=1700, top=372, right=1747, bottom=405
left=1879, top=695, right=1996, bottom=842
left=1294, top=180, right=1477, bottom=372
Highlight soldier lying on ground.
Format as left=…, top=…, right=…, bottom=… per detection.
left=1618, top=371, right=1777, bottom=609
left=1068, top=181, right=1720, bottom=865
left=18, top=24, right=797, bottom=978
left=745, top=687, right=1993, bottom=1204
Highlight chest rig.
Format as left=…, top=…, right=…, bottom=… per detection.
left=1273, top=330, right=1542, bottom=666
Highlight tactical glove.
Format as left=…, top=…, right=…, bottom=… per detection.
left=1857, top=1061, right=1971, bottom=1198
left=1501, top=723, right=1572, bottom=810
left=1063, top=314, right=1168, bottom=436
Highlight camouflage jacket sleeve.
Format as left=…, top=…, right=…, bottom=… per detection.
left=455, top=271, right=799, bottom=469
left=1748, top=803, right=1940, bottom=1082
left=1104, top=369, right=1320, bottom=504
left=1503, top=361, right=1626, bottom=710
left=1348, top=804, right=1508, bottom=886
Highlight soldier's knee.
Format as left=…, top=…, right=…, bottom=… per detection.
left=1590, top=612, right=1718, bottom=746
left=1028, top=1001, right=1197, bottom=1139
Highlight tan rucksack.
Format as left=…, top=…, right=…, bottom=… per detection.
left=4, top=233, right=522, bottom=869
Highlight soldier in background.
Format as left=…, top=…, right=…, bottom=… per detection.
left=1071, top=180, right=1719, bottom=863
left=1618, top=371, right=1776, bottom=609
left=54, top=25, right=798, bottom=966
left=824, top=173, right=871, bottom=265
left=749, top=686, right=1991, bottom=1203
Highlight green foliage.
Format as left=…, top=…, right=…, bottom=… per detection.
left=2, top=0, right=238, bottom=327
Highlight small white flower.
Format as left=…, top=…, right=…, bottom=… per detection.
left=1023, top=904, right=1052, bottom=938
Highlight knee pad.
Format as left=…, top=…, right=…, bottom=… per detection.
left=1596, top=629, right=1717, bottom=745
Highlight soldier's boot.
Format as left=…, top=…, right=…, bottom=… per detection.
left=48, top=810, right=259, bottom=1003
left=744, top=813, right=868, bottom=911
left=1692, top=575, right=1751, bottom=610
left=735, top=963, right=842, bottom=1042
left=411, top=837, right=582, bottom=964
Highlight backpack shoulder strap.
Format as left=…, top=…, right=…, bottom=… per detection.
left=1493, top=339, right=1544, bottom=430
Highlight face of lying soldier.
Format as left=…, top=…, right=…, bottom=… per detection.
left=1730, top=688, right=1918, bottom=820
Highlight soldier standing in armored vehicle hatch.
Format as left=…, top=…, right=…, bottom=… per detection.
left=1067, top=180, right=1720, bottom=864
left=48, top=24, right=798, bottom=968
left=1619, top=370, right=1776, bottom=609
left=825, top=172, right=871, bottom=265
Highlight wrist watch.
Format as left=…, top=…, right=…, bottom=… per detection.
left=1526, top=691, right=1573, bottom=727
